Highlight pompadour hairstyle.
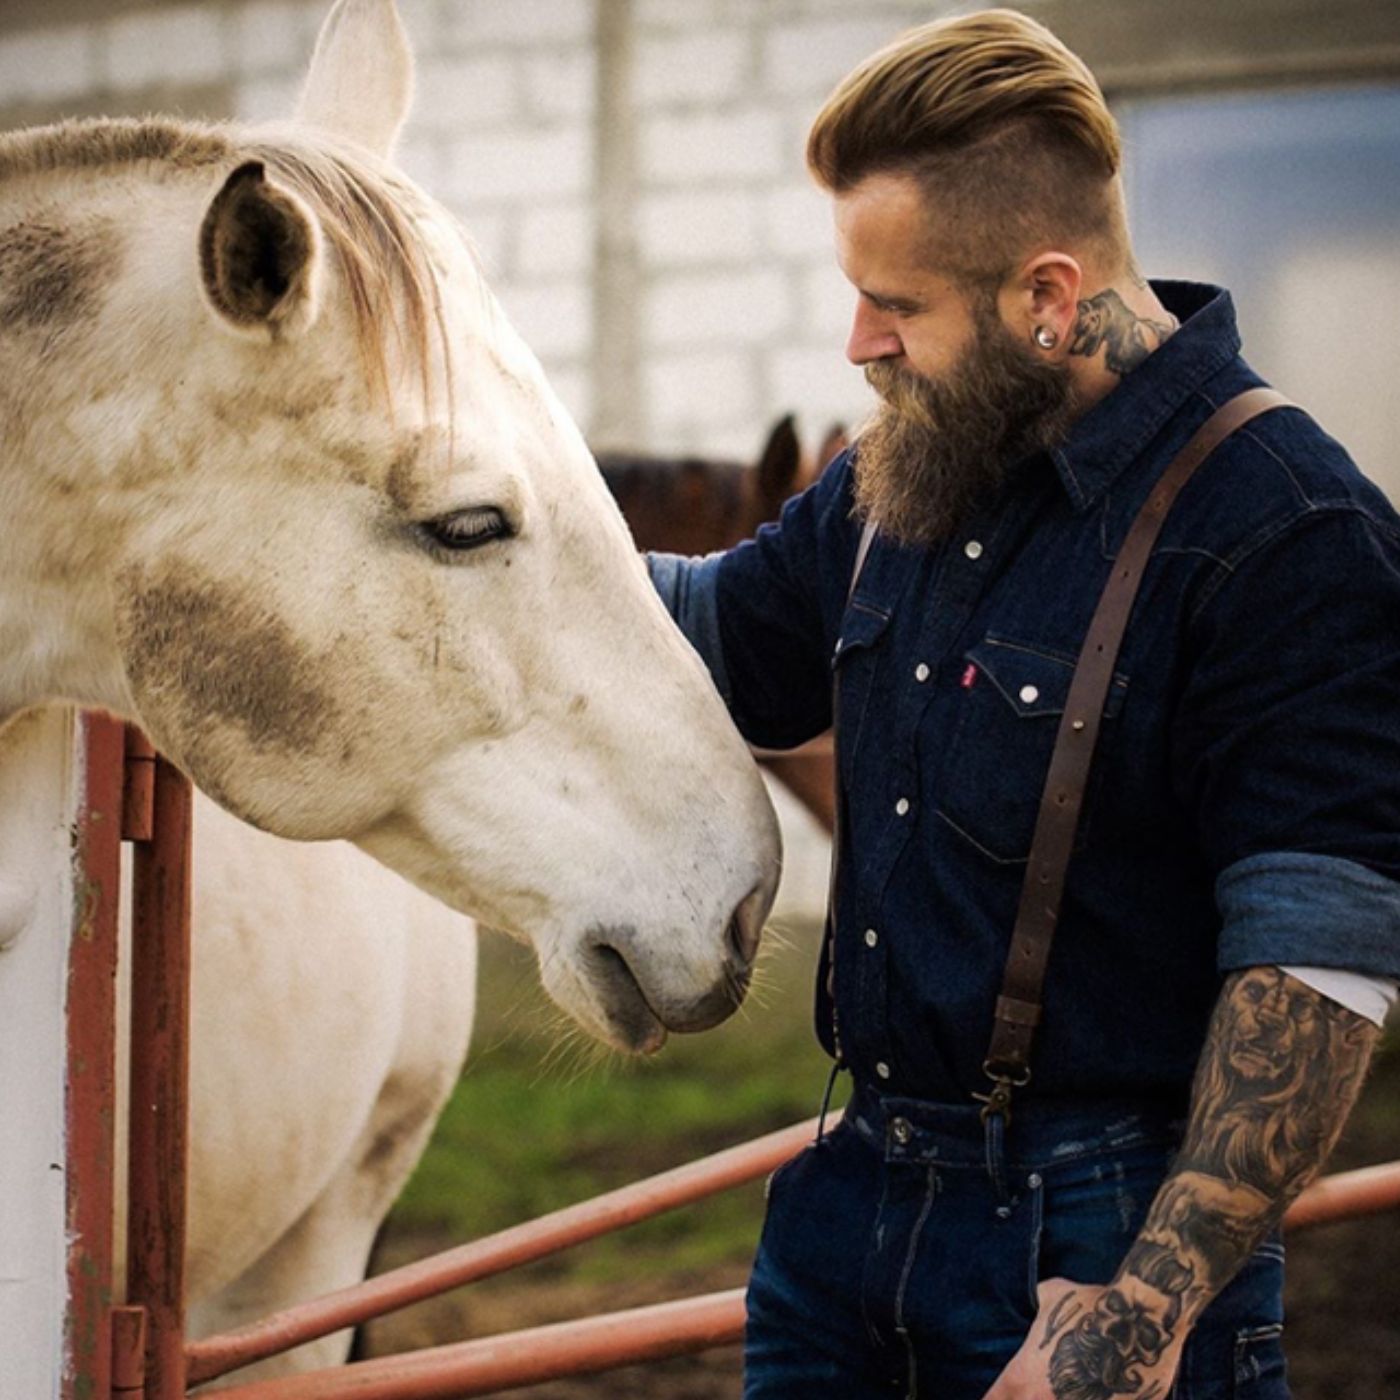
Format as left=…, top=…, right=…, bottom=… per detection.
left=807, top=9, right=1130, bottom=288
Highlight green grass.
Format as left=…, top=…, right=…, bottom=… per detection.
left=389, top=921, right=1400, bottom=1289
left=388, top=917, right=839, bottom=1282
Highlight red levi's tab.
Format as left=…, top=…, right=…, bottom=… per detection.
left=961, top=663, right=979, bottom=690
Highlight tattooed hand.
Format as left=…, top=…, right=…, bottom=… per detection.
left=982, top=1276, right=1183, bottom=1400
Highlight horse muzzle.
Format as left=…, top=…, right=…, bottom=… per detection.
left=580, top=882, right=769, bottom=1052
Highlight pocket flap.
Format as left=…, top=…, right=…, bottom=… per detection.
left=965, top=635, right=1128, bottom=720
left=832, top=601, right=892, bottom=667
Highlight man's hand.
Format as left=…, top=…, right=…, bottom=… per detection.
left=983, top=1277, right=1185, bottom=1400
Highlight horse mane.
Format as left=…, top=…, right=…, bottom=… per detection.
left=0, top=116, right=458, bottom=410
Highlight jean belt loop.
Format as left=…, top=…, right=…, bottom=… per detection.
left=983, top=1108, right=1011, bottom=1207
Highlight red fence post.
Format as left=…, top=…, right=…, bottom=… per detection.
left=65, top=712, right=126, bottom=1400
left=126, top=749, right=194, bottom=1400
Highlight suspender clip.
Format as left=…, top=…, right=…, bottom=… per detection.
left=974, top=1060, right=1031, bottom=1126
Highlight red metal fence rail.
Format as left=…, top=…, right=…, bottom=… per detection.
left=187, top=1115, right=826, bottom=1386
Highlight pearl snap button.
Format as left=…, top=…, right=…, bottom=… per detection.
left=964, top=540, right=984, bottom=559
left=876, top=1061, right=891, bottom=1079
left=894, top=797, right=910, bottom=816
left=1019, top=684, right=1040, bottom=704
left=914, top=663, right=930, bottom=682
left=864, top=928, right=879, bottom=948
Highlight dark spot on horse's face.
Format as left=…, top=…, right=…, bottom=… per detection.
left=385, top=442, right=418, bottom=513
left=204, top=378, right=339, bottom=439
left=118, top=564, right=339, bottom=758
left=0, top=216, right=118, bottom=333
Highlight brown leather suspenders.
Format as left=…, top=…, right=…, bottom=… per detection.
left=833, top=387, right=1293, bottom=1120
left=976, top=387, right=1292, bottom=1121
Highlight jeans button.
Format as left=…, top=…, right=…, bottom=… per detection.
left=890, top=1116, right=912, bottom=1145
left=1027, top=1172, right=1043, bottom=1189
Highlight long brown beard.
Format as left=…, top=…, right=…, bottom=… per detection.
left=854, top=307, right=1076, bottom=546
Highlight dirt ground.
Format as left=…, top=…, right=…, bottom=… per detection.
left=365, top=1046, right=1400, bottom=1400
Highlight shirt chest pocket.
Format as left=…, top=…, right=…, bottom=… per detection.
left=934, top=635, right=1128, bottom=865
left=832, top=602, right=892, bottom=790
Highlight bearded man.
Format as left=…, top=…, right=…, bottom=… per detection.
left=649, top=11, right=1400, bottom=1398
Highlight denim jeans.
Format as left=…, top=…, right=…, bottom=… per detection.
left=745, top=1081, right=1288, bottom=1399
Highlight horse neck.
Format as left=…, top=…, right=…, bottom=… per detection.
left=0, top=176, right=159, bottom=722
left=0, top=469, right=132, bottom=724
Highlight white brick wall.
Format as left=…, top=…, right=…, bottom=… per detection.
left=634, top=31, right=751, bottom=108
left=522, top=51, right=596, bottom=120
left=637, top=189, right=761, bottom=267
left=647, top=267, right=792, bottom=348
left=641, top=108, right=788, bottom=184
left=443, top=0, right=595, bottom=47
left=231, top=1, right=319, bottom=78
left=0, top=0, right=947, bottom=460
left=412, top=56, right=522, bottom=133
left=0, top=25, right=97, bottom=103
left=646, top=348, right=761, bottom=433
left=763, top=17, right=905, bottom=95
left=518, top=201, right=595, bottom=278
left=102, top=5, right=228, bottom=91
left=443, top=126, right=592, bottom=205
left=763, top=181, right=836, bottom=260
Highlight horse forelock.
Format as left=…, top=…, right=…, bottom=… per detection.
left=0, top=117, right=482, bottom=421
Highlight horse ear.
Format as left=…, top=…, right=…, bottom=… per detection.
left=756, top=414, right=801, bottom=510
left=296, top=0, right=414, bottom=161
left=818, top=423, right=850, bottom=467
left=199, top=161, right=323, bottom=339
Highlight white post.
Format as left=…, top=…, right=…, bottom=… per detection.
left=0, top=708, right=83, bottom=1400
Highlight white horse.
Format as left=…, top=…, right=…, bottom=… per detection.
left=0, top=0, right=780, bottom=1383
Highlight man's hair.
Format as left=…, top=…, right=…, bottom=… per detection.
left=807, top=9, right=1129, bottom=289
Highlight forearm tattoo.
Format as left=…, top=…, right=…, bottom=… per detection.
left=1039, top=968, right=1378, bottom=1397
left=1068, top=289, right=1178, bottom=375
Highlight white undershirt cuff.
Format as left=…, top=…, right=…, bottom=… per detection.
left=1280, top=965, right=1397, bottom=1028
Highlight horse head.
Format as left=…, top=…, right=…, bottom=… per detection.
left=0, top=0, right=780, bottom=1052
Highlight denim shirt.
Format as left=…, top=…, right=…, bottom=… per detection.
left=651, top=282, right=1400, bottom=1107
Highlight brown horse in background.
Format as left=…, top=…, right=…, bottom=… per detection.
left=597, top=417, right=847, bottom=832
left=596, top=415, right=847, bottom=556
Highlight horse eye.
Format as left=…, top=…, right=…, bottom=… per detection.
left=420, top=507, right=511, bottom=554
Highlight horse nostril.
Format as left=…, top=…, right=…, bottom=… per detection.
left=727, top=884, right=767, bottom=967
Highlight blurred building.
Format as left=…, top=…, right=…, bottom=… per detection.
left=1, top=0, right=1396, bottom=490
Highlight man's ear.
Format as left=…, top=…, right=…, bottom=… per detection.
left=1000, top=252, right=1082, bottom=352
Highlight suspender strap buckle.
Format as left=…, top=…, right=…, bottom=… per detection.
left=974, top=1059, right=1032, bottom=1125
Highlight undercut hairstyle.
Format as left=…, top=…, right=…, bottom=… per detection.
left=807, top=9, right=1130, bottom=290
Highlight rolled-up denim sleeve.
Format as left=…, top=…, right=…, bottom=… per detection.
left=1217, top=850, right=1400, bottom=979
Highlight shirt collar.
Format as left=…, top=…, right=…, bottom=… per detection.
left=1048, top=281, right=1243, bottom=512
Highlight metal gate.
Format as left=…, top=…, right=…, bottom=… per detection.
left=63, top=710, right=1400, bottom=1399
